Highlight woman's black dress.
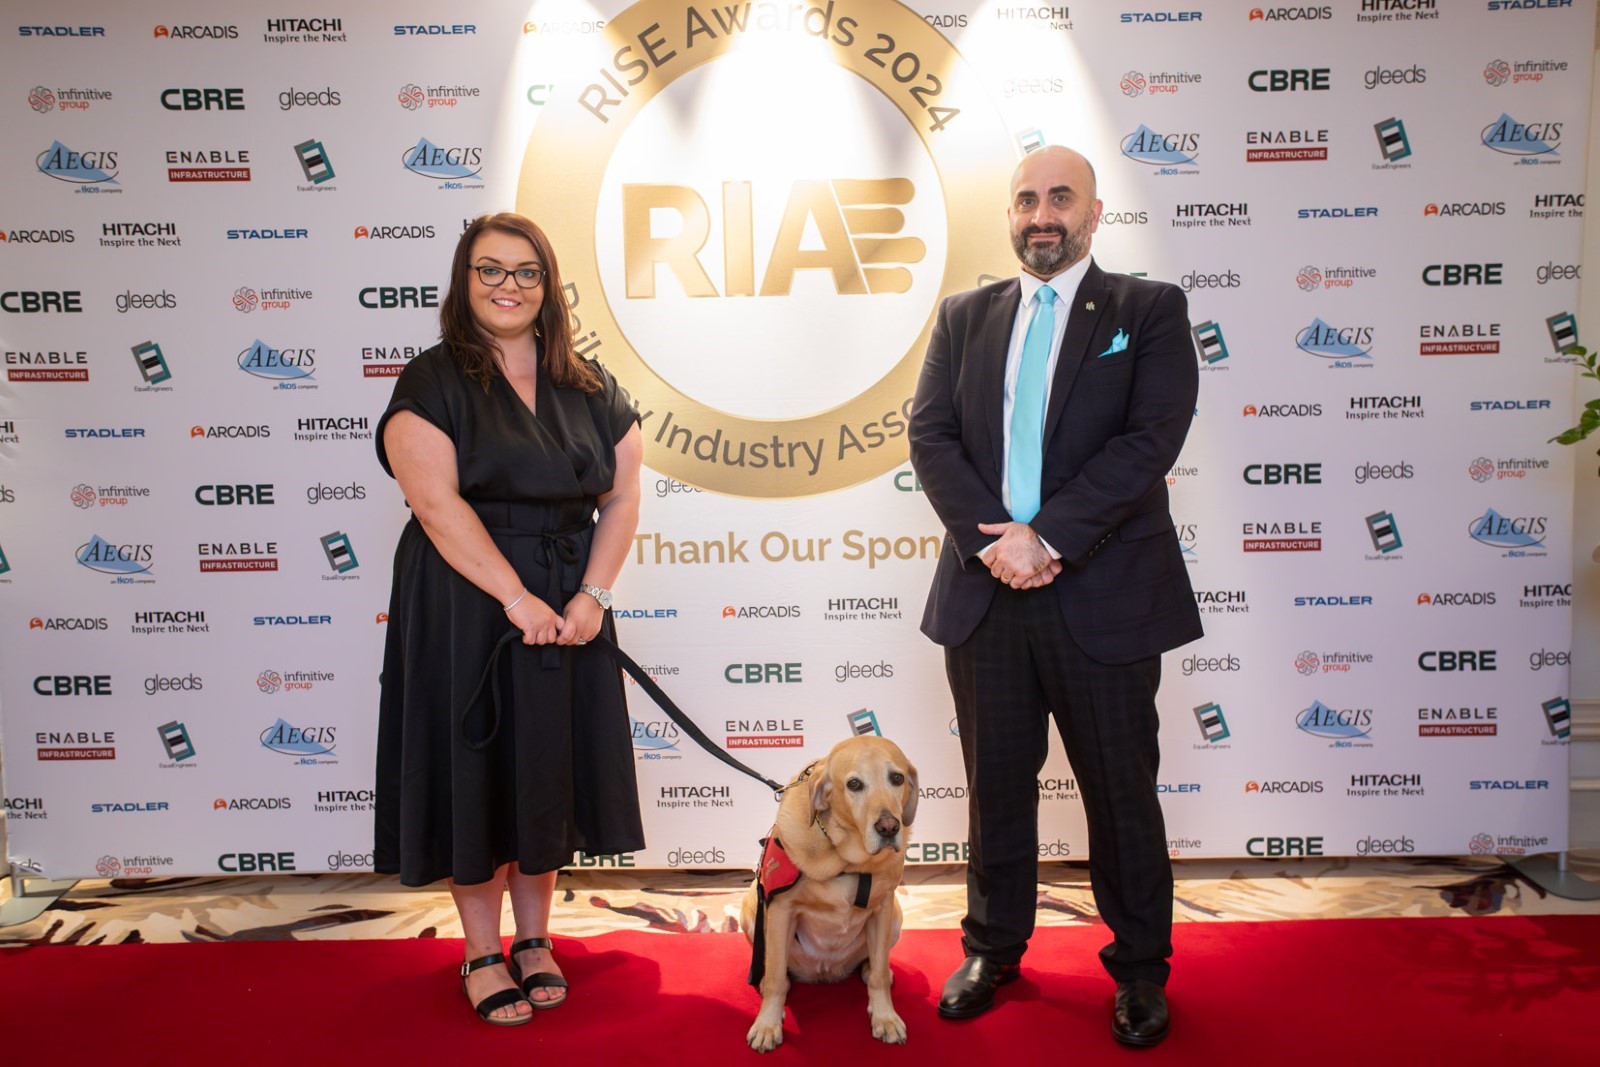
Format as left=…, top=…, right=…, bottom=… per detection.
left=373, top=344, right=645, bottom=886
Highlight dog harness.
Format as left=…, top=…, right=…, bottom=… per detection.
left=747, top=833, right=873, bottom=987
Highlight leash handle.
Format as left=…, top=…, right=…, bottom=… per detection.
left=457, top=628, right=786, bottom=793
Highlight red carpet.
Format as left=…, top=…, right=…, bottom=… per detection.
left=4, top=918, right=1597, bottom=1063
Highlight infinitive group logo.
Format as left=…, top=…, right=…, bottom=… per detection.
left=1119, top=70, right=1201, bottom=98
left=28, top=84, right=111, bottom=113
left=398, top=83, right=481, bottom=110
left=1485, top=57, right=1567, bottom=87
left=233, top=286, right=312, bottom=313
left=1469, top=455, right=1549, bottom=483
left=72, top=482, right=150, bottom=510
left=1296, top=264, right=1375, bottom=291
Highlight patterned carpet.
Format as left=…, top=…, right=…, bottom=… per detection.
left=5, top=852, right=1599, bottom=946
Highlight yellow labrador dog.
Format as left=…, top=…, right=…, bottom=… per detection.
left=740, top=735, right=919, bottom=1052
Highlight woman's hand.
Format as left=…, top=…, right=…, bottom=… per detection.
left=507, top=592, right=563, bottom=645
left=555, top=591, right=603, bottom=646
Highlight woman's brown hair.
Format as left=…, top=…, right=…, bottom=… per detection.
left=439, top=212, right=602, bottom=394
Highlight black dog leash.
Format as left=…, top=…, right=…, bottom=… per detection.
left=459, top=628, right=786, bottom=794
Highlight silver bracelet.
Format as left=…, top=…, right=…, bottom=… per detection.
left=502, top=589, right=528, bottom=613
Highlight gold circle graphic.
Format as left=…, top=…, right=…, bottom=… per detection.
left=518, top=0, right=1013, bottom=496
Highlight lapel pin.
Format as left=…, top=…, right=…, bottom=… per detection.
left=1085, top=301, right=1096, bottom=311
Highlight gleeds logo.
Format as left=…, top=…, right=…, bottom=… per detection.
left=1120, top=126, right=1199, bottom=173
left=1481, top=114, right=1561, bottom=163
left=237, top=339, right=316, bottom=388
left=1467, top=509, right=1548, bottom=556
left=1296, top=319, right=1374, bottom=367
left=36, top=141, right=119, bottom=189
left=401, top=138, right=484, bottom=187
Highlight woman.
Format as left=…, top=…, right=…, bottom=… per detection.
left=374, top=212, right=645, bottom=1025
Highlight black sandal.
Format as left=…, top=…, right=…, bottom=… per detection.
left=508, top=937, right=569, bottom=1010
left=460, top=953, right=532, bottom=1026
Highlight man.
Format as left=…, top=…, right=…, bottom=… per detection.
left=908, top=145, right=1202, bottom=1047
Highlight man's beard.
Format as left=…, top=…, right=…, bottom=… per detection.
left=1011, top=219, right=1089, bottom=276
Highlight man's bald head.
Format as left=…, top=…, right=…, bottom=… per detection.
left=1007, top=146, right=1102, bottom=278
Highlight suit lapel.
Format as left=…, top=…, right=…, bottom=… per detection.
left=1044, top=262, right=1113, bottom=444
left=981, top=281, right=1022, bottom=473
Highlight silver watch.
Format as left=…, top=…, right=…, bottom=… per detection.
left=579, top=583, right=613, bottom=610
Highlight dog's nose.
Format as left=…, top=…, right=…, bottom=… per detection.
left=875, top=814, right=901, bottom=839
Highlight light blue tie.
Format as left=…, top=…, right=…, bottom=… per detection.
left=1008, top=284, right=1055, bottom=523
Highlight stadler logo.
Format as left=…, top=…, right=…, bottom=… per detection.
left=1296, top=319, right=1373, bottom=364
left=36, top=141, right=119, bottom=187
left=18, top=25, right=106, bottom=38
left=227, top=227, right=308, bottom=240
left=1297, top=206, right=1376, bottom=221
left=1119, top=10, right=1201, bottom=22
left=1297, top=700, right=1373, bottom=742
left=401, top=139, right=484, bottom=186
left=1481, top=114, right=1561, bottom=160
left=1121, top=126, right=1200, bottom=172
left=393, top=24, right=477, bottom=36
left=1468, top=509, right=1547, bottom=554
left=237, top=339, right=315, bottom=384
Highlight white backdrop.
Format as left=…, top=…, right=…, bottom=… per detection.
left=0, top=0, right=1586, bottom=877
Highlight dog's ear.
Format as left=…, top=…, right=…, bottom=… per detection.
left=811, top=758, right=833, bottom=813
left=901, top=757, right=920, bottom=827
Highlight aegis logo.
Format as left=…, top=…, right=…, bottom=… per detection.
left=76, top=535, right=154, bottom=576
left=1248, top=69, right=1329, bottom=92
left=1296, top=700, right=1372, bottom=740
left=1423, top=264, right=1502, bottom=285
left=631, top=716, right=681, bottom=753
left=623, top=179, right=925, bottom=298
left=1296, top=319, right=1373, bottom=361
left=35, top=142, right=117, bottom=186
left=358, top=286, right=439, bottom=309
left=1467, top=508, right=1547, bottom=549
left=237, top=339, right=314, bottom=381
left=1481, top=114, right=1562, bottom=157
left=1121, top=126, right=1199, bottom=169
left=400, top=138, right=483, bottom=181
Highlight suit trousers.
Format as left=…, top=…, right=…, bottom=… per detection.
left=945, top=583, right=1174, bottom=984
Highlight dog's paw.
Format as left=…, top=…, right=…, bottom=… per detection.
left=871, top=1011, right=908, bottom=1044
left=747, top=1017, right=785, bottom=1053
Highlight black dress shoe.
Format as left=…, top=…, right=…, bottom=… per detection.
left=1112, top=979, right=1169, bottom=1047
left=937, top=956, right=1020, bottom=1019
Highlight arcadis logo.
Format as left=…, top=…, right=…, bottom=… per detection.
left=1481, top=114, right=1561, bottom=161
left=237, top=339, right=315, bottom=385
left=36, top=141, right=118, bottom=187
left=1296, top=319, right=1373, bottom=365
left=1121, top=126, right=1200, bottom=172
left=153, top=25, right=239, bottom=40
left=401, top=138, right=484, bottom=186
left=1248, top=6, right=1333, bottom=19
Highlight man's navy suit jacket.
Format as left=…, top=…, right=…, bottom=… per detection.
left=909, top=259, right=1204, bottom=664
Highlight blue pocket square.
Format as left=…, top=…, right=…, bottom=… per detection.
left=1098, top=329, right=1129, bottom=357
